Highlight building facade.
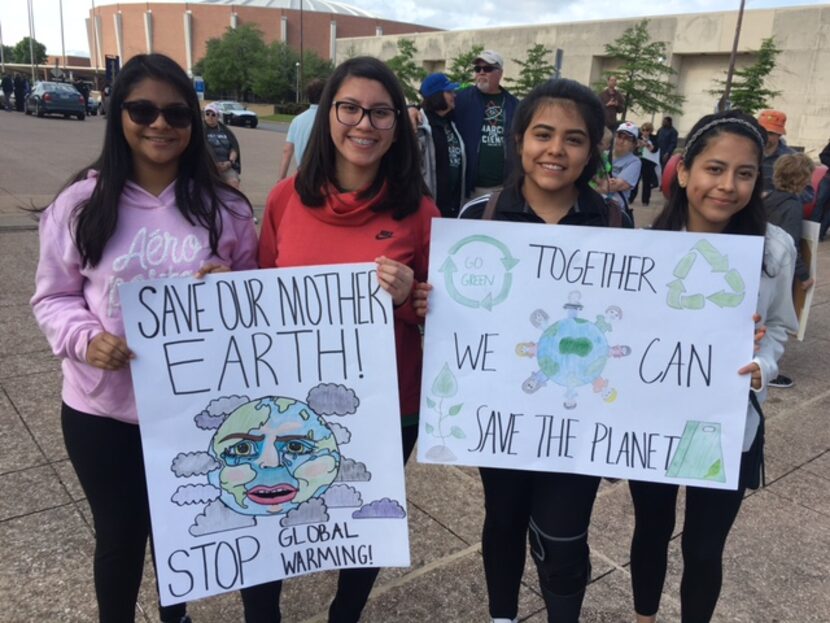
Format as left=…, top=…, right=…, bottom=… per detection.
left=85, top=0, right=438, bottom=78
left=337, top=5, right=830, bottom=155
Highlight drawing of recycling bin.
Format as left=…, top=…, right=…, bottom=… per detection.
left=665, top=421, right=726, bottom=483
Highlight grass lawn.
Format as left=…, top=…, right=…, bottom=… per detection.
left=260, top=113, right=297, bottom=123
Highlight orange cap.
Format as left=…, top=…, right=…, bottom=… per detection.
left=757, top=109, right=786, bottom=135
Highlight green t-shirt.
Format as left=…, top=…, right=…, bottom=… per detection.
left=475, top=93, right=506, bottom=188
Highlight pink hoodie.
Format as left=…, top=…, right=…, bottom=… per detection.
left=31, top=173, right=258, bottom=424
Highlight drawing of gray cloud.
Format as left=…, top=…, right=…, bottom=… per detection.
left=329, top=423, right=352, bottom=445
left=307, top=383, right=359, bottom=416
left=335, top=457, right=372, bottom=482
left=172, top=484, right=221, bottom=505
left=279, top=498, right=330, bottom=527
left=189, top=499, right=256, bottom=536
left=194, top=394, right=250, bottom=429
left=171, top=451, right=220, bottom=477
left=352, top=498, right=407, bottom=519
left=322, top=484, right=363, bottom=508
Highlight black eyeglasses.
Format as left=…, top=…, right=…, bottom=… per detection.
left=473, top=65, right=497, bottom=73
left=122, top=100, right=193, bottom=128
left=204, top=110, right=217, bottom=117
left=333, top=101, right=398, bottom=130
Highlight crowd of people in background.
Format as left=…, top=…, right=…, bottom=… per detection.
left=1, top=72, right=31, bottom=111
left=23, top=45, right=828, bottom=623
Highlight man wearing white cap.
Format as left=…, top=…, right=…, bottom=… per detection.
left=454, top=50, right=520, bottom=199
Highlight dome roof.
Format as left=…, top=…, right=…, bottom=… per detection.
left=101, top=0, right=379, bottom=18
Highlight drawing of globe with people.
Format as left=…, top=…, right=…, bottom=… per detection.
left=167, top=384, right=406, bottom=537
left=517, top=291, right=631, bottom=409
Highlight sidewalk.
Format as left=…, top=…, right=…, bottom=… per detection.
left=1, top=110, right=828, bottom=621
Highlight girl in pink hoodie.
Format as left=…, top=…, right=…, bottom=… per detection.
left=30, top=54, right=257, bottom=623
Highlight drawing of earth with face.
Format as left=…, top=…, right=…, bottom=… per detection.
left=207, top=396, right=341, bottom=516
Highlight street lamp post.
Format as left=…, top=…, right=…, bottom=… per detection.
left=0, top=22, right=5, bottom=74
left=651, top=55, right=666, bottom=125
left=295, top=61, right=301, bottom=103
left=27, top=0, right=37, bottom=82
left=719, top=0, right=747, bottom=112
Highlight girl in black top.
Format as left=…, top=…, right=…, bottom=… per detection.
left=416, top=78, right=621, bottom=623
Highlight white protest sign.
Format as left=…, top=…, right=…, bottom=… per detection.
left=120, top=264, right=409, bottom=606
left=418, top=219, right=763, bottom=490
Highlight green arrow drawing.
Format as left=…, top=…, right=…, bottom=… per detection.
left=724, top=269, right=745, bottom=293
left=448, top=235, right=517, bottom=265
left=441, top=257, right=482, bottom=308
left=492, top=273, right=513, bottom=306
left=707, top=291, right=745, bottom=308
left=681, top=294, right=706, bottom=309
left=694, top=240, right=729, bottom=272
left=667, top=279, right=686, bottom=309
left=673, top=252, right=697, bottom=279
left=443, top=234, right=518, bottom=311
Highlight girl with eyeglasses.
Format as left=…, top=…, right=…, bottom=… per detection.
left=415, top=78, right=627, bottom=623
left=30, top=53, right=257, bottom=623
left=250, top=56, right=438, bottom=623
left=628, top=111, right=797, bottom=623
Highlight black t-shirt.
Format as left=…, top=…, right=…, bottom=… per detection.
left=476, top=93, right=507, bottom=188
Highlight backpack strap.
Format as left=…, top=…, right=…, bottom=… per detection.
left=482, top=190, right=502, bottom=220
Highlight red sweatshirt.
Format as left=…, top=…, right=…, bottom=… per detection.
left=258, top=178, right=438, bottom=424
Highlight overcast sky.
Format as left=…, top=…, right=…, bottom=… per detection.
left=1, top=0, right=825, bottom=57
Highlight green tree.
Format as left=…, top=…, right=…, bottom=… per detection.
left=300, top=50, right=334, bottom=89
left=445, top=44, right=484, bottom=86
left=13, top=37, right=47, bottom=65
left=251, top=42, right=296, bottom=102
left=201, top=24, right=267, bottom=100
left=710, top=37, right=781, bottom=115
left=598, top=20, right=684, bottom=118
left=1, top=45, right=15, bottom=64
left=385, top=38, right=425, bottom=102
left=506, top=44, right=556, bottom=97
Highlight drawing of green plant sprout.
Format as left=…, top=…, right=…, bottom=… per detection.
left=424, top=363, right=464, bottom=462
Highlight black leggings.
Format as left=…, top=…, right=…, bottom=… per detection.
left=628, top=448, right=752, bottom=622
left=479, top=468, right=600, bottom=621
left=240, top=424, right=419, bottom=623
left=62, top=403, right=187, bottom=623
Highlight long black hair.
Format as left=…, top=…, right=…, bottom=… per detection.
left=295, top=56, right=424, bottom=219
left=57, top=53, right=250, bottom=267
left=652, top=110, right=767, bottom=236
left=505, top=78, right=606, bottom=193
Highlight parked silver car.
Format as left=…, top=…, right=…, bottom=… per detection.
left=213, top=101, right=258, bottom=128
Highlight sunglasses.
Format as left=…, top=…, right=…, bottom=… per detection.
left=473, top=65, right=498, bottom=73
left=204, top=110, right=217, bottom=117
left=122, top=100, right=193, bottom=128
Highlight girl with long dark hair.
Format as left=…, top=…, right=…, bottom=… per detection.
left=30, top=53, right=257, bottom=623
left=250, top=56, right=439, bottom=623
left=416, top=78, right=626, bottom=623
left=628, top=110, right=798, bottom=623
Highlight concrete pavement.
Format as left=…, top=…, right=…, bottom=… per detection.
left=0, top=109, right=828, bottom=622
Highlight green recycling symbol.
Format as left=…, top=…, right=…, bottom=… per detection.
left=666, top=239, right=745, bottom=310
left=441, top=235, right=519, bottom=311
